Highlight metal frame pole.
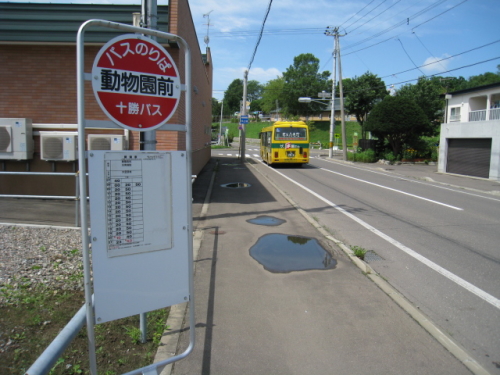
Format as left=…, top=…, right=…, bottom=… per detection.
left=77, top=19, right=195, bottom=375
left=76, top=22, right=97, bottom=375
left=241, top=70, right=248, bottom=162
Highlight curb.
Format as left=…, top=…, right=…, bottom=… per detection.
left=155, top=161, right=218, bottom=375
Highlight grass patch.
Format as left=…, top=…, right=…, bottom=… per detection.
left=351, top=246, right=367, bottom=260
left=347, top=149, right=377, bottom=163
left=0, top=282, right=169, bottom=375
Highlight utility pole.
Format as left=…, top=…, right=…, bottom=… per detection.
left=241, top=70, right=248, bottom=162
left=326, top=27, right=347, bottom=161
left=324, top=26, right=337, bottom=159
left=337, top=31, right=347, bottom=162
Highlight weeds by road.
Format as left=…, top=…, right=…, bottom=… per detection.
left=0, top=280, right=169, bottom=375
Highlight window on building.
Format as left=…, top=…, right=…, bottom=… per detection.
left=450, top=107, right=461, bottom=122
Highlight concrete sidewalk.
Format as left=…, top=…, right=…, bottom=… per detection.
left=166, top=156, right=481, bottom=375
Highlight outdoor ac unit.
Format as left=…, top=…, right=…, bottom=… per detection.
left=40, top=132, right=78, bottom=161
left=0, top=118, right=34, bottom=160
left=88, top=134, right=126, bottom=151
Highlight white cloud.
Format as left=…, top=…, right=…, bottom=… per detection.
left=421, top=55, right=451, bottom=75
left=249, top=67, right=282, bottom=82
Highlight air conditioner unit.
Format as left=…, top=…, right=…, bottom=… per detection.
left=0, top=118, right=34, bottom=160
left=88, top=134, right=126, bottom=151
left=40, top=132, right=78, bottom=161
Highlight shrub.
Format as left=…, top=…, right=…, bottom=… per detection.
left=384, top=151, right=396, bottom=163
left=347, top=148, right=377, bottom=163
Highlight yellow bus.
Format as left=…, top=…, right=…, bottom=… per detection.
left=260, top=121, right=309, bottom=166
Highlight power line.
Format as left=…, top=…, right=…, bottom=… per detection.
left=412, top=32, right=448, bottom=72
left=340, top=0, right=377, bottom=30
left=343, top=0, right=450, bottom=52
left=347, top=0, right=394, bottom=34
left=348, top=0, right=403, bottom=35
left=396, top=38, right=426, bottom=76
left=342, top=0, right=466, bottom=57
left=345, top=0, right=389, bottom=32
left=209, top=27, right=323, bottom=38
left=247, top=0, right=273, bottom=71
left=388, top=56, right=500, bottom=87
left=381, top=39, right=500, bottom=79
left=412, top=0, right=469, bottom=32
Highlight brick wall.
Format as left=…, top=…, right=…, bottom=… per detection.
left=0, top=0, right=213, bottom=195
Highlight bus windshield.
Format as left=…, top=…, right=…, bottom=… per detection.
left=274, top=127, right=307, bottom=141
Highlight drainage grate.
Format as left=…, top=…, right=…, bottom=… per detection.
left=364, top=250, right=384, bottom=262
left=220, top=182, right=251, bottom=188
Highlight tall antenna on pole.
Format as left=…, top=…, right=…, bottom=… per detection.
left=203, top=10, right=213, bottom=46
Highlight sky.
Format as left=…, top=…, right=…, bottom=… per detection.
left=8, top=0, right=500, bottom=101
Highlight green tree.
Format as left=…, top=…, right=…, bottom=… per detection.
left=223, top=79, right=243, bottom=115
left=451, top=65, right=500, bottom=91
left=261, top=76, right=284, bottom=114
left=247, top=80, right=264, bottom=101
left=212, top=98, right=222, bottom=120
left=223, top=79, right=263, bottom=115
left=282, top=53, right=330, bottom=116
left=440, top=76, right=467, bottom=92
left=365, top=96, right=429, bottom=158
left=396, top=76, right=444, bottom=133
left=342, top=72, right=387, bottom=139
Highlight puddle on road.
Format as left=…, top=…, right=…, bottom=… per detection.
left=246, top=215, right=286, bottom=226
left=249, top=234, right=336, bottom=273
left=221, top=182, right=251, bottom=188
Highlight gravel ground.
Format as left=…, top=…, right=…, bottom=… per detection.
left=0, top=224, right=86, bottom=303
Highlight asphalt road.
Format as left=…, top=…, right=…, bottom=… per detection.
left=245, top=155, right=500, bottom=374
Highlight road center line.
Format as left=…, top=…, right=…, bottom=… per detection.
left=320, top=167, right=463, bottom=211
left=272, top=167, right=500, bottom=310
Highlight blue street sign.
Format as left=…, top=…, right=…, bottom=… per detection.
left=240, top=115, right=249, bottom=124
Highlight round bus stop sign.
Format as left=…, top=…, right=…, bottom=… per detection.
left=92, top=34, right=181, bottom=131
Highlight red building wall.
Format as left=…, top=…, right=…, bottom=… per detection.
left=0, top=0, right=212, bottom=195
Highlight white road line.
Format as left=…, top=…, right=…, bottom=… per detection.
left=317, top=158, right=500, bottom=203
left=271, top=167, right=500, bottom=310
left=320, top=168, right=463, bottom=211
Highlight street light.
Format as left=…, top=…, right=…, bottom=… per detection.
left=298, top=97, right=312, bottom=103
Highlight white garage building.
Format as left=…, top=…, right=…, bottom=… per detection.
left=438, top=82, right=500, bottom=180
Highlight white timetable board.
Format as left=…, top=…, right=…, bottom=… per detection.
left=88, top=151, right=190, bottom=324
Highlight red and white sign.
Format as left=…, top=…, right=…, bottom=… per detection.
left=92, top=34, right=181, bottom=131
left=285, top=142, right=291, bottom=149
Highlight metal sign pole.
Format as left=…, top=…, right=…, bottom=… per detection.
left=77, top=19, right=194, bottom=375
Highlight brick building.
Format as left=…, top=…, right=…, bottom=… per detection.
left=0, top=1, right=212, bottom=196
